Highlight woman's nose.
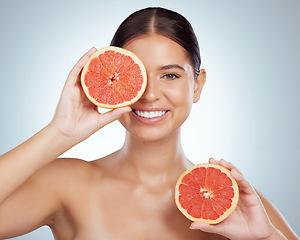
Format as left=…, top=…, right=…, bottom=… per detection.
left=139, top=74, right=161, bottom=102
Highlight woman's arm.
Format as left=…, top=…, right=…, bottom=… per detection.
left=258, top=192, right=299, bottom=240
left=0, top=157, right=66, bottom=238
left=0, top=47, right=94, bottom=205
left=0, top=125, right=73, bottom=206
left=0, top=47, right=131, bottom=237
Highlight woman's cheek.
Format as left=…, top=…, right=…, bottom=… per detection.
left=164, top=81, right=194, bottom=108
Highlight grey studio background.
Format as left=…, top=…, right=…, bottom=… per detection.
left=0, top=0, right=299, bottom=239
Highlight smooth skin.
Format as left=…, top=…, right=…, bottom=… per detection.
left=0, top=34, right=298, bottom=240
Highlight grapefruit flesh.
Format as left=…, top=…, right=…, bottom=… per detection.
left=175, top=163, right=239, bottom=224
left=81, top=46, right=147, bottom=109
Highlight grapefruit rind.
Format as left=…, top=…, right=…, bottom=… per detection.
left=81, top=46, right=147, bottom=109
left=175, top=163, right=239, bottom=224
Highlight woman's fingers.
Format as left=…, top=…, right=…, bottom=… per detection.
left=98, top=107, right=131, bottom=129
left=209, top=158, right=253, bottom=196
left=190, top=221, right=225, bottom=236
left=209, top=158, right=243, bottom=176
left=66, top=47, right=97, bottom=87
left=209, top=157, right=219, bottom=164
left=216, top=159, right=255, bottom=196
left=212, top=158, right=259, bottom=204
left=231, top=168, right=258, bottom=198
left=219, top=159, right=241, bottom=173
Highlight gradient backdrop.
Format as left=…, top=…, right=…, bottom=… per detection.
left=0, top=0, right=299, bottom=239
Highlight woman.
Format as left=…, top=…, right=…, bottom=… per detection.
left=0, top=7, right=298, bottom=240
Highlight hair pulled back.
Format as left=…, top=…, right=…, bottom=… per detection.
left=110, top=7, right=201, bottom=79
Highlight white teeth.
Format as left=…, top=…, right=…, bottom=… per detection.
left=135, top=110, right=167, bottom=119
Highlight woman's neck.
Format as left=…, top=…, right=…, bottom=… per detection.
left=118, top=129, right=192, bottom=187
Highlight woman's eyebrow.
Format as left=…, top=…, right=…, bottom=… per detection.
left=159, top=64, right=185, bottom=72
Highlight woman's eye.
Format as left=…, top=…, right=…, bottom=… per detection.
left=163, top=73, right=179, bottom=80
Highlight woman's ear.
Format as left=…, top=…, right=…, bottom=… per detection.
left=193, top=68, right=206, bottom=103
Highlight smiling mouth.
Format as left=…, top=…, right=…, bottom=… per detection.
left=132, top=109, right=168, bottom=119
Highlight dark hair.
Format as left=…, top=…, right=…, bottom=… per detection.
left=110, top=7, right=201, bottom=79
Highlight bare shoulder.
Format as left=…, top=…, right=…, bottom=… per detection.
left=39, top=158, right=104, bottom=189
left=41, top=152, right=125, bottom=193
left=47, top=157, right=102, bottom=176
left=258, top=191, right=299, bottom=240
left=0, top=157, right=104, bottom=238
left=25, top=157, right=106, bottom=207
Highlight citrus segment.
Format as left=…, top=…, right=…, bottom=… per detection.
left=81, top=46, right=147, bottom=108
left=175, top=163, right=239, bottom=224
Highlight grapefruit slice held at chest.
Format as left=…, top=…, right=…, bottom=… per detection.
left=175, top=163, right=239, bottom=224
left=81, top=46, right=147, bottom=109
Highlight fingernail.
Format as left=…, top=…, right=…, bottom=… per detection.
left=189, top=223, right=198, bottom=230
left=231, top=168, right=243, bottom=179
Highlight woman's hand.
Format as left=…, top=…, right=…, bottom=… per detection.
left=189, top=158, right=287, bottom=240
left=49, top=47, right=131, bottom=145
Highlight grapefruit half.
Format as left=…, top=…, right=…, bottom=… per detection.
left=175, top=163, right=239, bottom=224
left=81, top=46, right=147, bottom=109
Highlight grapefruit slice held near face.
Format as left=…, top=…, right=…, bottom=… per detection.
left=81, top=46, right=147, bottom=109
left=175, top=163, right=239, bottom=224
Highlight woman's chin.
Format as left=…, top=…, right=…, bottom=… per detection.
left=125, top=126, right=180, bottom=144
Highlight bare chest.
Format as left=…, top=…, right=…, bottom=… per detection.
left=51, top=180, right=226, bottom=240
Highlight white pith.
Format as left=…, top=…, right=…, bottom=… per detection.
left=201, top=188, right=213, bottom=199
left=135, top=110, right=167, bottom=119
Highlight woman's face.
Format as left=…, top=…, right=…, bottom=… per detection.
left=119, top=34, right=204, bottom=142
